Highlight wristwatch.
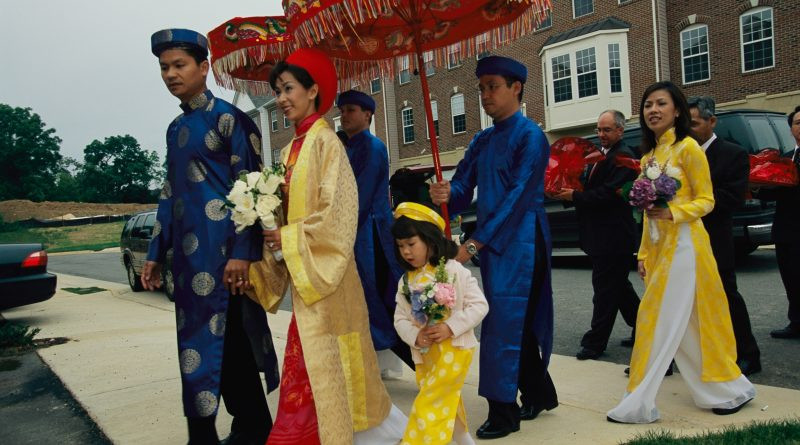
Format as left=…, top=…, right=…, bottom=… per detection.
left=465, top=241, right=479, bottom=256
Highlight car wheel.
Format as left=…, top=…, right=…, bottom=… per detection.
left=126, top=260, right=143, bottom=292
left=163, top=267, right=175, bottom=301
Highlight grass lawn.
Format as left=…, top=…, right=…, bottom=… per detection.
left=0, top=221, right=124, bottom=253
left=626, top=419, right=800, bottom=444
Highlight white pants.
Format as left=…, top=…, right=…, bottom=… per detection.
left=607, top=224, right=755, bottom=423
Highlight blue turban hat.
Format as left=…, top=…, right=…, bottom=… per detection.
left=475, top=56, right=527, bottom=84
left=151, top=28, right=208, bottom=58
left=336, top=90, right=376, bottom=113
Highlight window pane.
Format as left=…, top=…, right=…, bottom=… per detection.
left=424, top=51, right=435, bottom=76
left=451, top=94, right=466, bottom=134
left=741, top=8, right=774, bottom=72
left=608, top=43, right=622, bottom=93
left=681, top=26, right=710, bottom=82
left=551, top=54, right=572, bottom=103
left=746, top=117, right=779, bottom=151
left=402, top=108, right=415, bottom=143
left=370, top=78, right=381, bottom=93
left=535, top=10, right=552, bottom=30
left=428, top=101, right=439, bottom=138
left=398, top=56, right=411, bottom=84
left=448, top=44, right=462, bottom=68
left=576, top=48, right=597, bottom=98
left=573, top=0, right=593, bottom=18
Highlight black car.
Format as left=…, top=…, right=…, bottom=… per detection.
left=0, top=243, right=57, bottom=310
left=120, top=210, right=174, bottom=300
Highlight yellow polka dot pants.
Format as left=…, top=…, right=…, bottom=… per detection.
left=401, top=339, right=473, bottom=445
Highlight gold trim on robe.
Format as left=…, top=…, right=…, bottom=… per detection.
left=247, top=118, right=391, bottom=445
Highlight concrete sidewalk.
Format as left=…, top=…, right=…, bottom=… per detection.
left=3, top=273, right=799, bottom=444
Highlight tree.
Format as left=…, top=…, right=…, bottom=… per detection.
left=0, top=104, right=62, bottom=201
left=77, top=135, right=161, bottom=203
left=51, top=157, right=83, bottom=202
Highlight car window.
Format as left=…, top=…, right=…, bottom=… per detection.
left=141, top=213, right=156, bottom=238
left=131, top=215, right=146, bottom=237
left=768, top=116, right=795, bottom=155
left=716, top=115, right=754, bottom=153
left=122, top=217, right=135, bottom=237
left=746, top=116, right=781, bottom=153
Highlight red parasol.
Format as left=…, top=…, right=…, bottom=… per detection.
left=207, top=16, right=295, bottom=96
left=284, top=0, right=552, bottom=236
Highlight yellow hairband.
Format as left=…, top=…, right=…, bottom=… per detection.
left=394, top=202, right=445, bottom=231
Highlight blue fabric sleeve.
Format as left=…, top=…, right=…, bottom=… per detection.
left=472, top=128, right=548, bottom=253
left=448, top=134, right=480, bottom=214
left=354, top=139, right=389, bottom=229
left=147, top=134, right=174, bottom=263
left=229, top=112, right=264, bottom=261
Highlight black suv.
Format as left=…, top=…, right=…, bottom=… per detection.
left=547, top=109, right=795, bottom=256
left=120, top=210, right=174, bottom=300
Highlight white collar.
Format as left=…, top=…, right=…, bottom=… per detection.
left=700, top=133, right=717, bottom=152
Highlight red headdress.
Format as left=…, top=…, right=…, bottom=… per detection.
left=285, top=48, right=337, bottom=115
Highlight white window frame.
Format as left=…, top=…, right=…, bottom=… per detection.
left=479, top=95, right=492, bottom=130
left=551, top=54, right=572, bottom=103
left=283, top=113, right=291, bottom=128
left=426, top=100, right=439, bottom=139
left=680, top=24, right=710, bottom=85
left=576, top=47, right=598, bottom=99
left=447, top=44, right=462, bottom=69
left=608, top=43, right=623, bottom=93
left=401, top=107, right=415, bottom=144
left=423, top=51, right=435, bottom=76
left=451, top=93, right=466, bottom=135
left=398, top=55, right=411, bottom=84
left=573, top=0, right=594, bottom=19
left=270, top=109, right=278, bottom=132
left=333, top=116, right=342, bottom=133
left=740, top=6, right=775, bottom=73
left=370, top=77, right=382, bottom=94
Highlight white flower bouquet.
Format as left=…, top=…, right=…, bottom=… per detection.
left=225, top=164, right=286, bottom=261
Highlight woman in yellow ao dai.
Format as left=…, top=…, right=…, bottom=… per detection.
left=392, top=203, right=489, bottom=445
left=607, top=82, right=755, bottom=424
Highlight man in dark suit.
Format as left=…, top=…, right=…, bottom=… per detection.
left=688, top=96, right=761, bottom=375
left=553, top=110, right=640, bottom=360
left=758, top=105, right=800, bottom=340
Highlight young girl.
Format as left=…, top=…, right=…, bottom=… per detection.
left=392, top=202, right=489, bottom=445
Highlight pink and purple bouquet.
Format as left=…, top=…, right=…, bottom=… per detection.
left=621, top=157, right=681, bottom=241
left=402, top=257, right=456, bottom=353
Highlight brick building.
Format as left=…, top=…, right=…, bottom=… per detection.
left=237, top=0, right=798, bottom=173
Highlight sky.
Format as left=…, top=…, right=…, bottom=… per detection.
left=0, top=0, right=283, bottom=164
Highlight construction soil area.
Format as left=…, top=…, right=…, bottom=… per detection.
left=0, top=200, right=156, bottom=222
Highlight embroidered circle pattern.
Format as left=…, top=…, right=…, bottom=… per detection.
left=209, top=313, right=226, bottom=336
left=178, top=127, right=190, bottom=148
left=205, top=130, right=222, bottom=151
left=191, top=272, right=215, bottom=296
left=160, top=180, right=172, bottom=199
left=180, top=348, right=201, bottom=374
left=230, top=155, right=241, bottom=166
left=249, top=133, right=261, bottom=155
left=152, top=220, right=161, bottom=238
left=218, top=113, right=235, bottom=138
left=176, top=308, right=186, bottom=331
left=187, top=160, right=208, bottom=182
left=182, top=233, right=199, bottom=256
left=194, top=391, right=218, bottom=417
left=205, top=199, right=228, bottom=221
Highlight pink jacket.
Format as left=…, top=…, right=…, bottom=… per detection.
left=394, top=259, right=489, bottom=364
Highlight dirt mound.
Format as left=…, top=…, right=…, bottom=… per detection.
left=0, top=200, right=156, bottom=223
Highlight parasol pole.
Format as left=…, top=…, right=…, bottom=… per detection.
left=412, top=28, right=451, bottom=238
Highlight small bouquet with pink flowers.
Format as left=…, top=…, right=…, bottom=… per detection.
left=402, top=257, right=456, bottom=353
left=621, top=157, right=681, bottom=242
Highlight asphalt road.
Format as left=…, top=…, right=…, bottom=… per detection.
left=49, top=248, right=800, bottom=390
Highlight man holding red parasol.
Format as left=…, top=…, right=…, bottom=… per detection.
left=430, top=55, right=557, bottom=440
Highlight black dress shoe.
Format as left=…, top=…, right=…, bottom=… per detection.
left=576, top=347, right=603, bottom=360
left=476, top=420, right=519, bottom=440
left=620, top=337, right=635, bottom=347
left=712, top=398, right=753, bottom=415
left=770, top=325, right=800, bottom=339
left=220, top=431, right=263, bottom=445
left=624, top=363, right=673, bottom=376
left=520, top=401, right=558, bottom=421
left=737, top=358, right=762, bottom=376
